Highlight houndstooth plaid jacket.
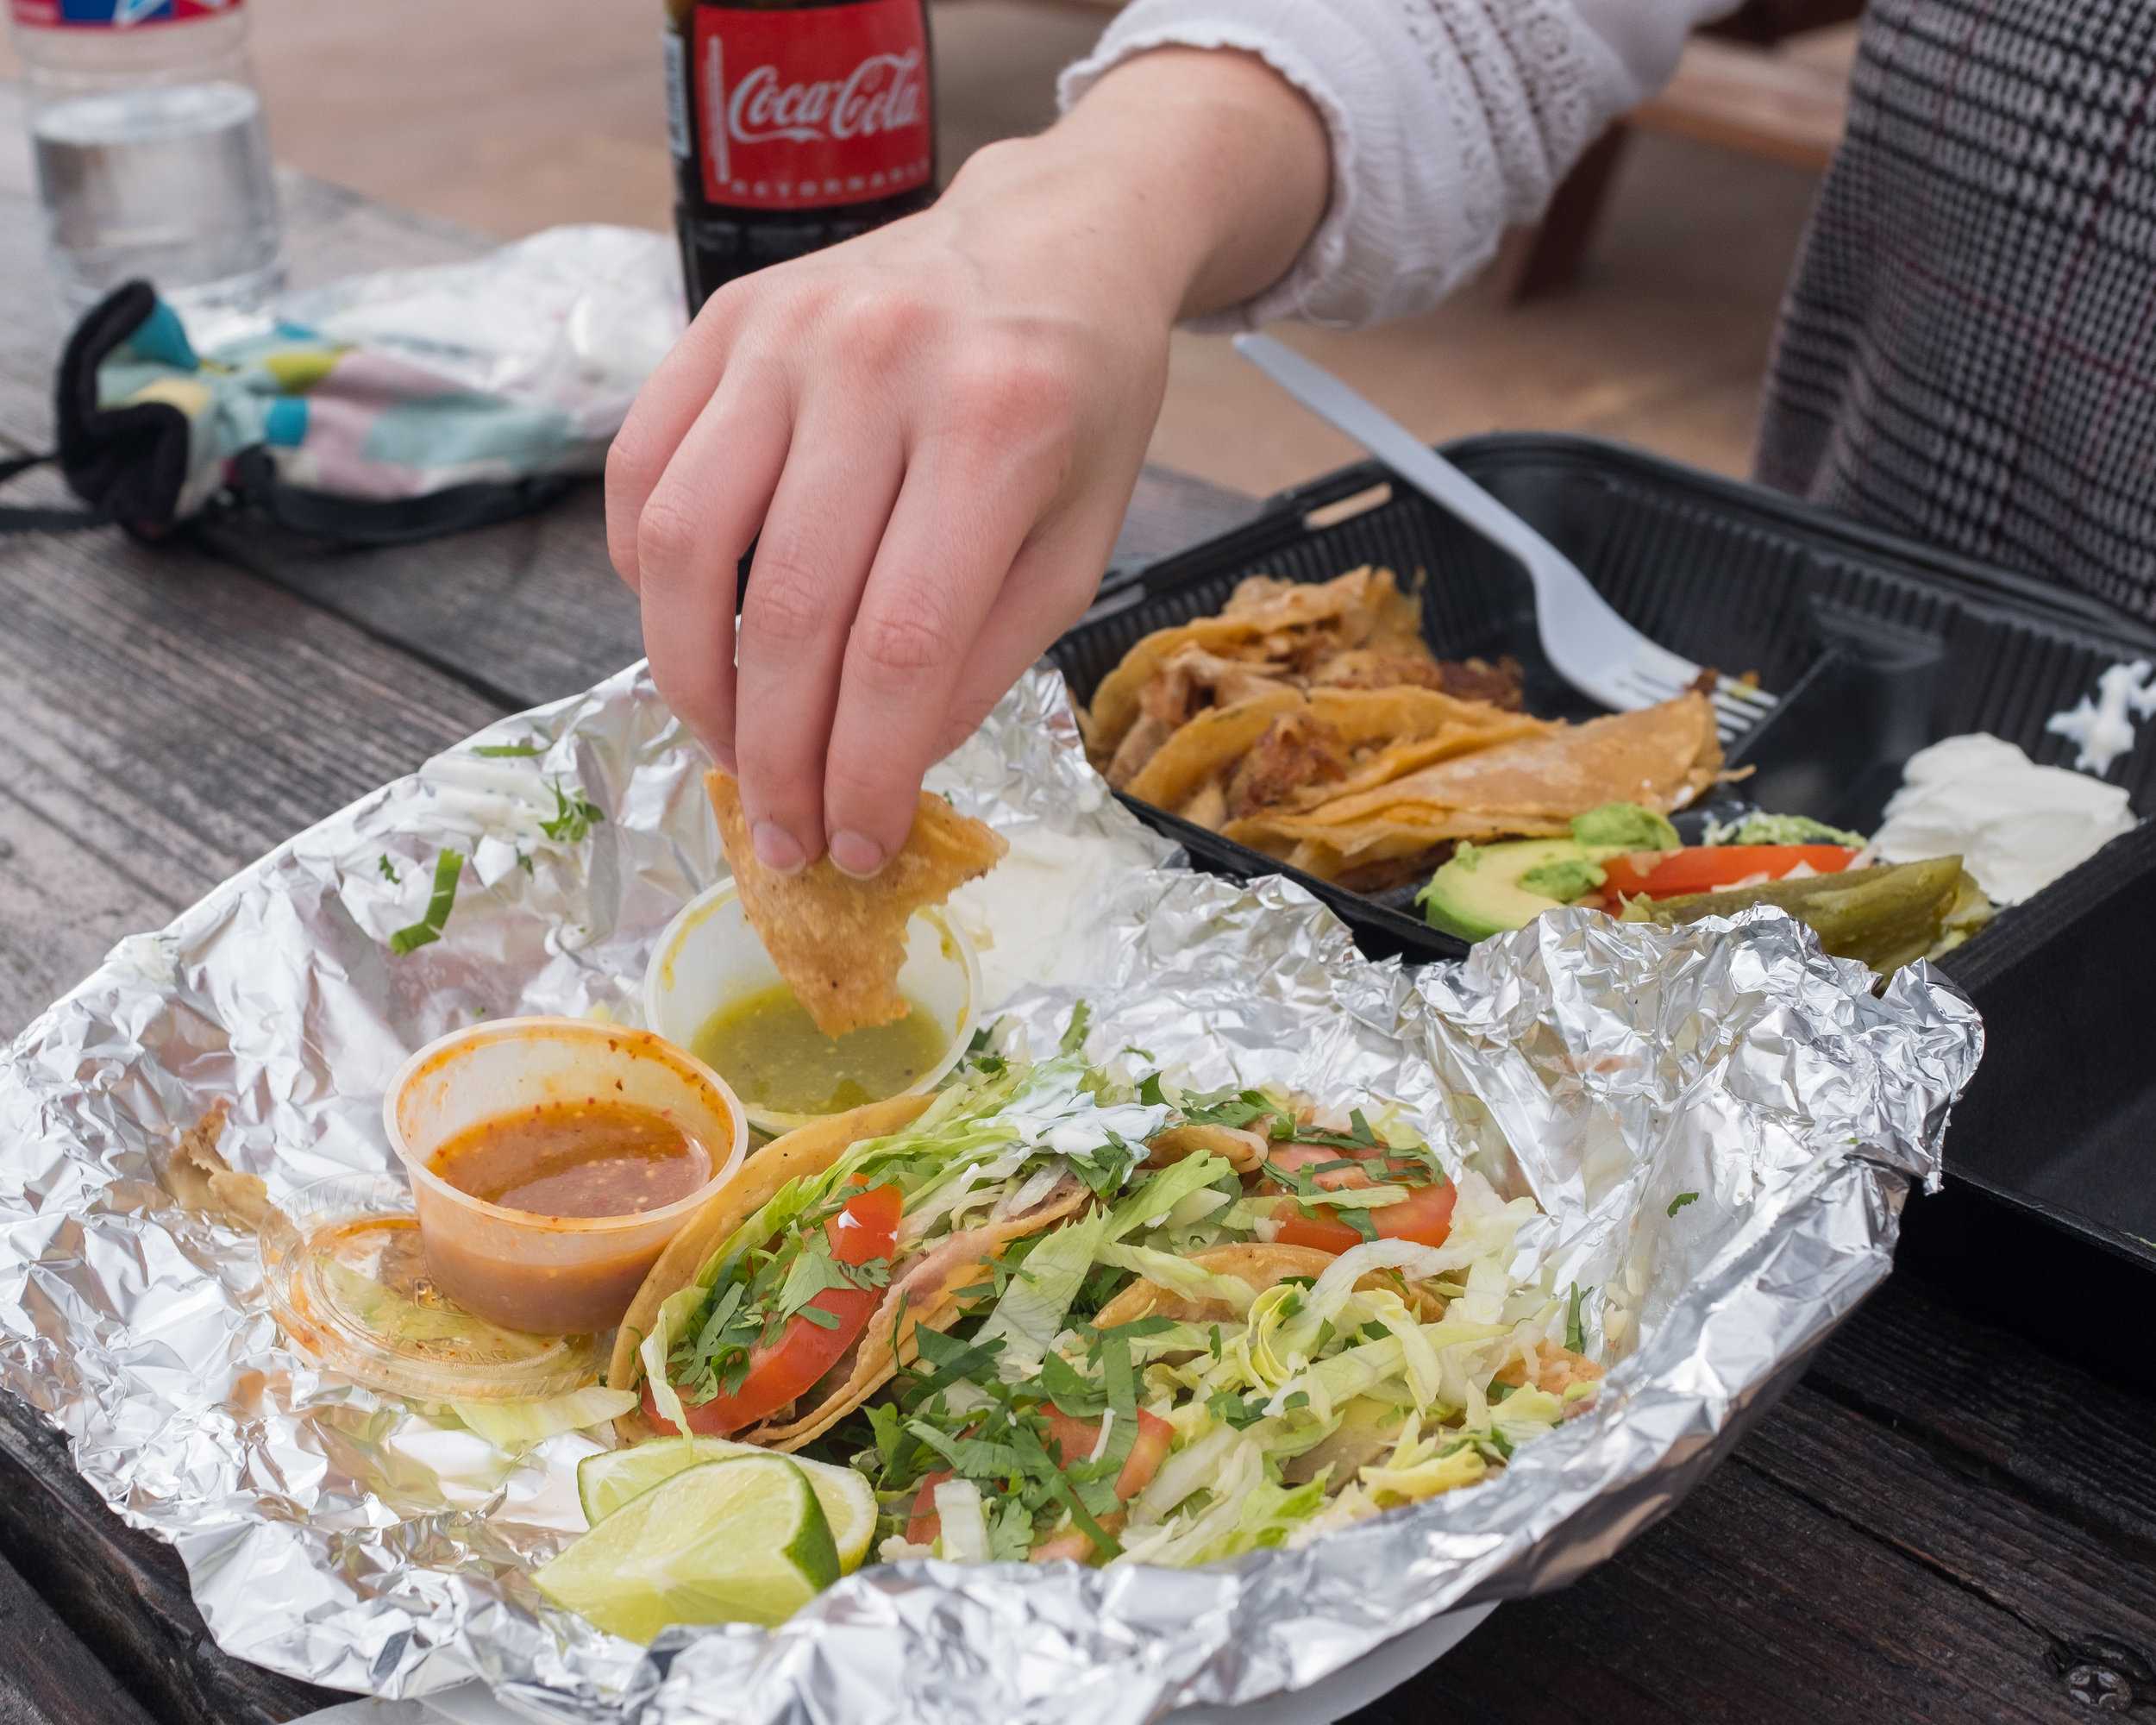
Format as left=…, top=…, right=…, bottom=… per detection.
left=1758, top=0, right=2156, bottom=620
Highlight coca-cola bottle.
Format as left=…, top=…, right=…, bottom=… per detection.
left=665, top=0, right=937, bottom=312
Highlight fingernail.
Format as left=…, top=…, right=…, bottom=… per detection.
left=752, top=819, right=806, bottom=875
left=829, top=830, right=886, bottom=879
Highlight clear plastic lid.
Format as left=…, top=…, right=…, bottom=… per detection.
left=260, top=1172, right=605, bottom=1402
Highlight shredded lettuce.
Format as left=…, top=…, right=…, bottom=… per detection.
left=452, top=1386, right=637, bottom=1450
left=1095, top=1242, right=1257, bottom=1311
left=1106, top=1152, right=1232, bottom=1239
left=637, top=1283, right=705, bottom=1432
left=932, top=1477, right=991, bottom=1562
left=975, top=1211, right=1108, bottom=1379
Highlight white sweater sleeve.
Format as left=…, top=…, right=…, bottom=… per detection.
left=1057, top=0, right=1733, bottom=329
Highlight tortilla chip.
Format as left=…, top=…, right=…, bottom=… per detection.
left=708, top=772, right=1007, bottom=1038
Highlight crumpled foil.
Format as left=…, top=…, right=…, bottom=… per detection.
left=0, top=662, right=1981, bottom=1724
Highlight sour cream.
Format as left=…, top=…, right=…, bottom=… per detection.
left=2046, top=659, right=2156, bottom=776
left=1871, top=734, right=2136, bottom=905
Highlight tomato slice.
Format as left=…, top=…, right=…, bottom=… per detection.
left=906, top=1468, right=955, bottom=1546
left=906, top=1407, right=1172, bottom=1554
left=645, top=1182, right=902, bottom=1438
left=1262, top=1140, right=1457, bottom=1255
left=1273, top=1178, right=1457, bottom=1254
left=1598, top=844, right=1858, bottom=900
left=1037, top=1407, right=1175, bottom=1500
left=1264, top=1143, right=1378, bottom=1190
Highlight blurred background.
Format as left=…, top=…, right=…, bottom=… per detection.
left=0, top=0, right=1855, bottom=499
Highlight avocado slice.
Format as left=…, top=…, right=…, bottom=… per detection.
left=1416, top=837, right=1614, bottom=942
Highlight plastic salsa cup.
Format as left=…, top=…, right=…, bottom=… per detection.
left=383, top=1017, right=747, bottom=1335
left=641, top=877, right=979, bottom=1138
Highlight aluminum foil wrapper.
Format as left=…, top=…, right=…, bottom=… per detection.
left=0, top=662, right=1981, bottom=1724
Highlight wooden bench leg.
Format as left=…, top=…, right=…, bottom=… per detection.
left=1506, top=123, right=1633, bottom=304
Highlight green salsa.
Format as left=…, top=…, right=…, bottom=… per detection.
left=690, top=984, right=947, bottom=1116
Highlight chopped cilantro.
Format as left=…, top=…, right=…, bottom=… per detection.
left=1039, top=1351, right=1107, bottom=1417
left=1206, top=1389, right=1267, bottom=1429
left=375, top=855, right=400, bottom=885
left=1667, top=1191, right=1701, bottom=1216
left=388, top=850, right=464, bottom=955
left=1565, top=1282, right=1592, bottom=1353
left=472, top=739, right=545, bottom=758
left=539, top=781, right=605, bottom=843
left=1059, top=1000, right=1094, bottom=1054
left=1010, top=1420, right=1121, bottom=1559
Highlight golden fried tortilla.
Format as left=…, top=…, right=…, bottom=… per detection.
left=707, top=773, right=1007, bottom=1038
left=1083, top=567, right=1413, bottom=763
left=1228, top=694, right=1723, bottom=875
left=1128, top=687, right=1549, bottom=829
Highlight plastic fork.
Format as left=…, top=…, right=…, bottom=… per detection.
left=1232, top=333, right=1777, bottom=743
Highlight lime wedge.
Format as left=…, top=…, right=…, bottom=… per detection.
left=536, top=1456, right=839, bottom=1640
left=578, top=1438, right=877, bottom=1572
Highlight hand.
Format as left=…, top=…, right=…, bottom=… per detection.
left=607, top=50, right=1330, bottom=876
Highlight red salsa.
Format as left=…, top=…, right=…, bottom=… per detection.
left=428, top=1099, right=712, bottom=1219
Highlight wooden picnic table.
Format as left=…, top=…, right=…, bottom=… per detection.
left=3, top=101, right=2153, bottom=1725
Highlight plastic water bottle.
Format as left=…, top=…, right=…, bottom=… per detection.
left=9, top=0, right=283, bottom=320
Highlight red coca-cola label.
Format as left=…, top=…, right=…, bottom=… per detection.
left=693, top=0, right=932, bottom=211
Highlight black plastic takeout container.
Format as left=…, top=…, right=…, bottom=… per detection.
left=1050, top=432, right=2156, bottom=1305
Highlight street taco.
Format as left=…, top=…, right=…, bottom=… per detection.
left=610, top=1051, right=1175, bottom=1451
left=546, top=1038, right=1602, bottom=1637
left=1083, top=568, right=1525, bottom=787
left=1125, top=687, right=1548, bottom=831
left=1225, top=691, right=1727, bottom=882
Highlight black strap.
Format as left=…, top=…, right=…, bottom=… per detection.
left=0, top=448, right=113, bottom=533
left=223, top=448, right=576, bottom=547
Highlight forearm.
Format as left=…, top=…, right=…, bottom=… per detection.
left=1056, top=0, right=1729, bottom=329
left=938, top=47, right=1330, bottom=328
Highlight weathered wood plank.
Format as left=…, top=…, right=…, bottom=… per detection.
left=1808, top=1270, right=2156, bottom=1568
left=0, top=1398, right=336, bottom=1725
left=1397, top=1427, right=2078, bottom=1725
left=0, top=1537, right=164, bottom=1725
left=0, top=468, right=505, bottom=1034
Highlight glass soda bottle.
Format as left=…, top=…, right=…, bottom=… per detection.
left=9, top=0, right=284, bottom=320
left=665, top=0, right=936, bottom=314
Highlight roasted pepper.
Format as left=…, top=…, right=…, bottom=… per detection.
left=1619, top=855, right=1986, bottom=973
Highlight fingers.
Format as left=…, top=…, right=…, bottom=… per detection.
left=605, top=298, right=740, bottom=593
left=819, top=441, right=1063, bottom=875
left=633, top=362, right=791, bottom=772
left=729, top=416, right=906, bottom=874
